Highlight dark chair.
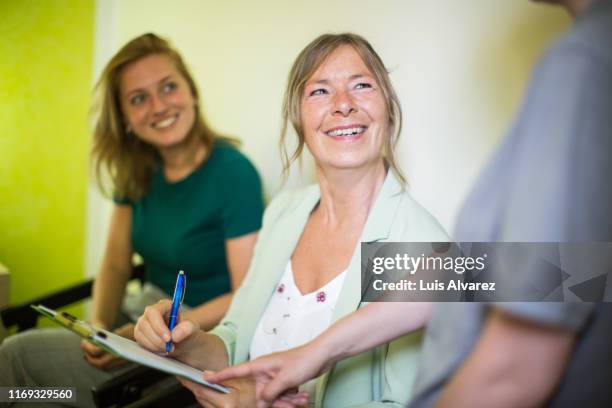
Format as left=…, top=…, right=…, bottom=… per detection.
left=94, top=369, right=197, bottom=408
left=0, top=264, right=144, bottom=332
left=0, top=265, right=196, bottom=407
left=0, top=279, right=94, bottom=333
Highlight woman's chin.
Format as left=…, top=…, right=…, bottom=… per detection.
left=317, top=157, right=384, bottom=174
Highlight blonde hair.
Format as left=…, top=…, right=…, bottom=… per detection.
left=280, top=33, right=406, bottom=186
left=91, top=33, right=232, bottom=201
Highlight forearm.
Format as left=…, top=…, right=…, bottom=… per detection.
left=92, top=204, right=133, bottom=329
left=174, top=331, right=230, bottom=371
left=437, top=369, right=540, bottom=408
left=436, top=309, right=576, bottom=408
left=184, top=293, right=233, bottom=331
left=314, top=302, right=433, bottom=364
left=91, top=265, right=131, bottom=328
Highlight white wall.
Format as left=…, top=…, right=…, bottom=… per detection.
left=85, top=0, right=569, bottom=276
left=85, top=0, right=119, bottom=278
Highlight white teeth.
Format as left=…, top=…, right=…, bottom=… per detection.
left=152, top=115, right=178, bottom=129
left=326, top=127, right=366, bottom=137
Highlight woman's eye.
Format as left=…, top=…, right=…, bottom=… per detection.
left=130, top=94, right=146, bottom=105
left=162, top=82, right=178, bottom=93
left=355, top=82, right=373, bottom=90
left=309, top=88, right=328, bottom=96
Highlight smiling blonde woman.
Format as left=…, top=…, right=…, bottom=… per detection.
left=134, top=33, right=448, bottom=408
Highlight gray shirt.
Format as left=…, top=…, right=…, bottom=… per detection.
left=410, top=1, right=612, bottom=406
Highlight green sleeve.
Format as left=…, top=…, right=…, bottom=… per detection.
left=217, top=153, right=264, bottom=239
left=112, top=195, right=132, bottom=206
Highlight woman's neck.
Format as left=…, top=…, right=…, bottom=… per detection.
left=315, top=161, right=387, bottom=228
left=159, top=134, right=208, bottom=182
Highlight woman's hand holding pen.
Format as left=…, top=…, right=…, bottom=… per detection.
left=135, top=298, right=230, bottom=372
left=134, top=299, right=199, bottom=356
left=80, top=323, right=134, bottom=371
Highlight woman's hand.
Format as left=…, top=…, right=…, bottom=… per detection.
left=134, top=299, right=198, bottom=354
left=205, top=344, right=326, bottom=406
left=179, top=376, right=258, bottom=408
left=179, top=375, right=307, bottom=408
left=81, top=322, right=134, bottom=370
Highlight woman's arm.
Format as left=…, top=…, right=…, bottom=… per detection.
left=435, top=308, right=576, bottom=408
left=83, top=204, right=135, bottom=369
left=206, top=301, right=433, bottom=404
left=183, top=232, right=258, bottom=331
left=90, top=204, right=134, bottom=329
left=317, top=302, right=433, bottom=362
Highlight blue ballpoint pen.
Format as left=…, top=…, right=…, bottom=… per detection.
left=166, top=270, right=186, bottom=353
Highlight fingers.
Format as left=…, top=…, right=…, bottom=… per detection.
left=204, top=354, right=292, bottom=403
left=170, top=320, right=197, bottom=343
left=134, top=314, right=167, bottom=352
left=177, top=377, right=198, bottom=393
left=193, top=384, right=227, bottom=407
left=103, top=355, right=129, bottom=371
left=147, top=299, right=174, bottom=340
left=80, top=339, right=105, bottom=358
left=114, top=322, right=135, bottom=340
left=134, top=299, right=173, bottom=352
left=271, top=401, right=295, bottom=408
left=204, top=362, right=254, bottom=383
left=81, top=338, right=127, bottom=371
left=262, top=377, right=298, bottom=404
left=178, top=377, right=227, bottom=407
left=271, top=392, right=308, bottom=408
left=83, top=350, right=126, bottom=371
left=282, top=392, right=309, bottom=403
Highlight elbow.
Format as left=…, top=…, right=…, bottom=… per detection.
left=473, top=361, right=561, bottom=408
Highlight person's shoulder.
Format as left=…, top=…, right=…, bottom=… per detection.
left=394, top=190, right=450, bottom=241
left=211, top=140, right=253, bottom=166
left=206, top=140, right=261, bottom=184
left=262, top=184, right=319, bottom=226
left=397, top=190, right=444, bottom=227
left=546, top=5, right=612, bottom=68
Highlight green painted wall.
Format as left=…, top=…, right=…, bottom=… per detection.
left=0, top=1, right=94, bottom=306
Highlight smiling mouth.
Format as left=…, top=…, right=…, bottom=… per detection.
left=152, top=114, right=179, bottom=129
left=325, top=126, right=367, bottom=138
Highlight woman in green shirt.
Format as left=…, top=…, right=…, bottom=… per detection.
left=0, top=33, right=264, bottom=404
left=88, top=31, right=264, bottom=369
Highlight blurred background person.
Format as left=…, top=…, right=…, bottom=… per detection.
left=416, top=1, right=612, bottom=406
left=0, top=33, right=263, bottom=407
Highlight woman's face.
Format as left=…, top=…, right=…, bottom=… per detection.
left=300, top=45, right=387, bottom=173
left=119, top=54, right=196, bottom=150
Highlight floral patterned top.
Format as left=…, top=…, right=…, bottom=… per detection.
left=250, top=261, right=347, bottom=404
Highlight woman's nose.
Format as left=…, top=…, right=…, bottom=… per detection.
left=332, top=91, right=356, bottom=116
left=150, top=94, right=168, bottom=115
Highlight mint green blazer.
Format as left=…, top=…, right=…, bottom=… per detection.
left=210, top=172, right=448, bottom=407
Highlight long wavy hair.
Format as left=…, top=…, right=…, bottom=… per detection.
left=280, top=33, right=406, bottom=187
left=91, top=33, right=231, bottom=201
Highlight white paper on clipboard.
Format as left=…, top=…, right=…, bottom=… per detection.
left=32, top=304, right=229, bottom=394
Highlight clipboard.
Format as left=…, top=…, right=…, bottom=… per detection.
left=31, top=304, right=229, bottom=394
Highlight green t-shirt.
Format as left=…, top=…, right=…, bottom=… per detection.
left=124, top=142, right=264, bottom=306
